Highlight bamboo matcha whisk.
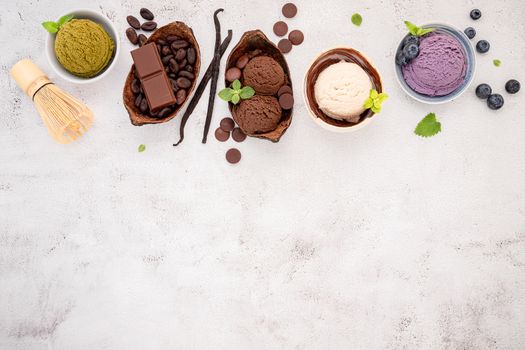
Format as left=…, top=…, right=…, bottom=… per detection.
left=10, top=59, right=93, bottom=144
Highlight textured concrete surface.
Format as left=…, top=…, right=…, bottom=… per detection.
left=1, top=0, right=525, bottom=349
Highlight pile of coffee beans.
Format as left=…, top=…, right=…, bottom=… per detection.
left=272, top=3, right=304, bottom=54
left=215, top=117, right=246, bottom=164
left=126, top=8, right=157, bottom=46
left=131, top=36, right=198, bottom=118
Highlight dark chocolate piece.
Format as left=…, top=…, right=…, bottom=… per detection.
left=226, top=148, right=241, bottom=164
left=131, top=43, right=176, bottom=112
left=273, top=21, right=288, bottom=37
left=279, top=93, right=294, bottom=110
left=220, top=117, right=235, bottom=132
left=215, top=127, right=230, bottom=142
left=282, top=3, right=297, bottom=18
left=288, top=30, right=304, bottom=45
left=278, top=39, right=293, bottom=53
left=232, top=127, right=246, bottom=142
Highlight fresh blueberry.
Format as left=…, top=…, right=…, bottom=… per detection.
left=476, top=40, right=490, bottom=53
left=475, top=84, right=492, bottom=99
left=505, top=79, right=521, bottom=94
left=470, top=9, right=482, bottom=20
left=396, top=51, right=409, bottom=66
left=403, top=35, right=419, bottom=47
left=487, top=94, right=504, bottom=110
left=464, top=27, right=476, bottom=39
left=403, top=43, right=419, bottom=60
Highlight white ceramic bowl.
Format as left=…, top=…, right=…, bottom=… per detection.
left=45, top=8, right=120, bottom=84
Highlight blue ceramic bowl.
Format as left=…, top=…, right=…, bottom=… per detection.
left=394, top=23, right=476, bottom=104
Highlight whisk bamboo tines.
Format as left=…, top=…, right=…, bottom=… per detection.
left=10, top=59, right=93, bottom=144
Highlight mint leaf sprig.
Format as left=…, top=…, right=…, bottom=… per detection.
left=218, top=79, right=255, bottom=105
left=42, top=14, right=74, bottom=34
left=414, top=113, right=441, bottom=138
left=364, top=89, right=388, bottom=113
left=404, top=21, right=434, bottom=37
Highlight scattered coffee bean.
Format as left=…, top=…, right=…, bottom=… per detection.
left=278, top=85, right=292, bottom=96
left=279, top=93, right=294, bottom=110
left=220, top=117, right=235, bottom=132
left=226, top=148, right=242, bottom=164
left=215, top=127, right=230, bottom=142
left=176, top=89, right=187, bottom=105
left=127, top=15, right=141, bottom=30
left=232, top=127, right=246, bottom=142
left=278, top=39, right=293, bottom=53
left=225, top=67, right=242, bottom=82
left=273, top=21, right=288, bottom=37
left=175, top=48, right=187, bottom=62
left=141, top=21, right=157, bottom=31
left=131, top=79, right=141, bottom=94
left=157, top=107, right=172, bottom=118
left=138, top=34, right=148, bottom=46
left=139, top=98, right=148, bottom=113
left=282, top=3, right=298, bottom=18
left=236, top=54, right=249, bottom=69
left=126, top=27, right=139, bottom=45
left=140, top=8, right=154, bottom=20
left=171, top=40, right=189, bottom=50
left=178, top=70, right=195, bottom=80
left=288, top=30, right=304, bottom=45
left=187, top=48, right=196, bottom=65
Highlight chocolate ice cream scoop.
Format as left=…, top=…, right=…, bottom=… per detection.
left=243, top=56, right=285, bottom=95
left=233, top=95, right=282, bottom=134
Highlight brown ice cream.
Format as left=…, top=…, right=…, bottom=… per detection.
left=243, top=56, right=285, bottom=95
left=234, top=95, right=282, bottom=133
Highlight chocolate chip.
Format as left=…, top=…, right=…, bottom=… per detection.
left=162, top=54, right=174, bottom=65
left=126, top=16, right=141, bottom=30
left=171, top=40, right=189, bottom=50
left=131, top=79, right=141, bottom=94
left=176, top=77, right=192, bottom=89
left=288, top=30, right=304, bottom=45
left=157, top=39, right=167, bottom=46
left=169, top=59, right=179, bottom=73
left=187, top=48, right=196, bottom=65
left=236, top=55, right=249, bottom=69
left=225, top=67, right=242, bottom=82
left=167, top=35, right=181, bottom=43
left=178, top=70, right=194, bottom=80
left=139, top=98, right=148, bottom=113
left=138, top=34, right=147, bottom=47
left=141, top=21, right=157, bottom=31
left=161, top=45, right=171, bottom=56
left=279, top=93, right=294, bottom=110
left=157, top=107, right=172, bottom=118
left=226, top=148, right=242, bottom=164
left=175, top=48, right=187, bottom=62
left=176, top=89, right=187, bottom=105
left=282, top=3, right=298, bottom=18
left=215, top=128, right=230, bottom=142
left=278, top=39, right=293, bottom=53
left=126, top=27, right=138, bottom=45
left=273, top=21, right=288, bottom=37
left=134, top=94, right=142, bottom=107
left=278, top=85, right=293, bottom=96
left=220, top=117, right=235, bottom=132
left=140, top=8, right=154, bottom=20
left=232, top=128, right=247, bottom=142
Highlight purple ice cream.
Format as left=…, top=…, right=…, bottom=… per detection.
left=402, top=32, right=467, bottom=96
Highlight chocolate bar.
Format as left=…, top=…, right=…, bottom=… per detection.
left=131, top=43, right=176, bottom=112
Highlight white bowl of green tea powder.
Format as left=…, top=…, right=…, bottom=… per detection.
left=44, top=9, right=119, bottom=83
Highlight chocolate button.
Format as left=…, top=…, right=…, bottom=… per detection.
left=225, top=67, right=241, bottom=82
left=232, top=127, right=247, bottom=142
left=236, top=54, right=249, bottom=69
left=278, top=85, right=293, bottom=96
left=279, top=93, right=294, bottom=110
left=273, top=21, right=288, bottom=37
left=278, top=39, right=293, bottom=54
left=220, top=117, right=235, bottom=132
left=282, top=3, right=298, bottom=18
left=215, top=127, right=230, bottom=142
left=226, top=148, right=242, bottom=164
left=288, top=30, right=304, bottom=45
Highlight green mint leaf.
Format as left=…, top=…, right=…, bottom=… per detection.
left=351, top=13, right=362, bottom=26
left=42, top=21, right=59, bottom=33
left=239, top=86, right=255, bottom=99
left=404, top=21, right=419, bottom=36
left=218, top=88, right=234, bottom=101
left=231, top=94, right=241, bottom=104
left=417, top=27, right=434, bottom=36
left=414, top=113, right=441, bottom=138
left=138, top=144, right=146, bottom=152
left=57, top=14, right=74, bottom=27
left=493, top=59, right=501, bottom=67
left=232, top=79, right=241, bottom=91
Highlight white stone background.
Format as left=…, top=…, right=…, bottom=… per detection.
left=1, top=0, right=525, bottom=349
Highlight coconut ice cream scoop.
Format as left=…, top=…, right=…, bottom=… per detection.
left=314, top=61, right=372, bottom=121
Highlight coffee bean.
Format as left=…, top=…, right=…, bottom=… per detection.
left=278, top=38, right=293, bottom=53
left=232, top=127, right=246, bottom=142
left=185, top=65, right=194, bottom=73
left=288, top=30, right=304, bottom=45
left=126, top=15, right=140, bottom=30
left=178, top=70, right=194, bottom=80
left=236, top=54, right=249, bottom=69
left=278, top=85, right=293, bottom=96
left=169, top=59, right=179, bottom=73
left=140, top=8, right=154, bottom=20
left=131, top=79, right=141, bottom=94
left=134, top=94, right=142, bottom=107
left=176, top=77, right=192, bottom=89
left=157, top=39, right=167, bottom=46
left=157, top=107, right=171, bottom=118
left=161, top=45, right=171, bottom=56
left=179, top=59, right=187, bottom=68
left=171, top=40, right=189, bottom=50
left=169, top=79, right=179, bottom=92
left=220, top=117, right=235, bottom=132
left=175, top=48, right=187, bottom=62
left=166, top=35, right=181, bottom=43
left=139, top=98, right=148, bottom=113
left=273, top=21, right=288, bottom=37
left=161, top=54, right=173, bottom=65
left=215, top=128, right=230, bottom=142
left=126, top=27, right=138, bottom=45
left=226, top=148, right=241, bottom=164
left=279, top=93, right=294, bottom=110
left=138, top=34, right=147, bottom=47
left=157, top=44, right=162, bottom=53
left=141, top=21, right=157, bottom=31
left=187, top=48, right=196, bottom=65
left=225, top=67, right=241, bottom=82
left=282, top=3, right=298, bottom=18
left=176, top=89, right=187, bottom=105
